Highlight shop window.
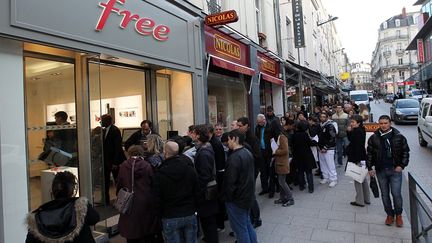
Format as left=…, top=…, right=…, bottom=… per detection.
left=208, top=72, right=248, bottom=128
left=24, top=56, right=77, bottom=211
left=156, top=69, right=194, bottom=139
left=260, top=80, right=273, bottom=114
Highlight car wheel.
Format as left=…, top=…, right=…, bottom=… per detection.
left=418, top=129, right=428, bottom=147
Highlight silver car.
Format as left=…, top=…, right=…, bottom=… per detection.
left=390, top=99, right=420, bottom=124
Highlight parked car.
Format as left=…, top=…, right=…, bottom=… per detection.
left=385, top=94, right=395, bottom=103
left=407, top=89, right=428, bottom=102
left=390, top=99, right=420, bottom=124
left=418, top=98, right=432, bottom=147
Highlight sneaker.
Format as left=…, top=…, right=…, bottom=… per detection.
left=385, top=215, right=394, bottom=226
left=320, top=179, right=329, bottom=184
left=282, top=199, right=295, bottom=207
left=396, top=215, right=403, bottom=227
left=328, top=181, right=337, bottom=188
left=350, top=201, right=365, bottom=207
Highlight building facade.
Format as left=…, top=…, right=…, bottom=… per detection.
left=371, top=8, right=420, bottom=95
left=350, top=62, right=373, bottom=91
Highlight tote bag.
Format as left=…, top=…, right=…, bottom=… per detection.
left=345, top=162, right=368, bottom=183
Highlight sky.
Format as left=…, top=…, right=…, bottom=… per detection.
left=321, top=0, right=421, bottom=64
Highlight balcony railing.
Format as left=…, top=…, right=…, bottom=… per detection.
left=380, top=34, right=409, bottom=42
left=207, top=0, right=221, bottom=14
left=383, top=50, right=391, bottom=57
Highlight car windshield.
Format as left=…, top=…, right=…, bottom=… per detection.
left=412, top=90, right=426, bottom=96
left=351, top=94, right=368, bottom=101
left=396, top=100, right=419, bottom=108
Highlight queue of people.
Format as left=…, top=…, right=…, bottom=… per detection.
left=26, top=99, right=410, bottom=242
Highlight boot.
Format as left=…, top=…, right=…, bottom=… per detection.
left=396, top=215, right=403, bottom=227
left=385, top=215, right=394, bottom=226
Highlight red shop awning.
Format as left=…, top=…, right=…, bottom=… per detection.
left=260, top=72, right=284, bottom=86
left=210, top=55, right=255, bottom=76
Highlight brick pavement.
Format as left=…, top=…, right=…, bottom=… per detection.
left=111, top=165, right=412, bottom=243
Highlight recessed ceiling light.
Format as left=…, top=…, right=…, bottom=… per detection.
left=50, top=72, right=62, bottom=76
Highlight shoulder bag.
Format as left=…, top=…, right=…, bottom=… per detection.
left=114, top=158, right=136, bottom=214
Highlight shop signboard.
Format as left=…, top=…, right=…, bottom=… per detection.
left=257, top=52, right=283, bottom=85
left=417, top=39, right=425, bottom=64
left=205, top=10, right=238, bottom=26
left=205, top=25, right=255, bottom=76
left=292, top=0, right=305, bottom=48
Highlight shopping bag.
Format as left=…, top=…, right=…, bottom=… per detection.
left=370, top=175, right=380, bottom=198
left=345, top=162, right=368, bottom=183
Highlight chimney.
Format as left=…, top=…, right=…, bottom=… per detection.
left=402, top=7, right=407, bottom=18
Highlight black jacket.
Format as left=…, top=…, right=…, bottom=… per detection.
left=318, top=120, right=336, bottom=150
left=292, top=131, right=317, bottom=170
left=26, top=197, right=99, bottom=243
left=346, top=126, right=367, bottom=164
left=155, top=155, right=199, bottom=218
left=366, top=127, right=410, bottom=171
left=194, top=143, right=218, bottom=217
left=224, top=147, right=255, bottom=209
left=209, top=135, right=226, bottom=172
left=103, top=125, right=126, bottom=166
left=124, top=129, right=142, bottom=152
left=254, top=124, right=272, bottom=156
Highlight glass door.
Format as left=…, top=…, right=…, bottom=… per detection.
left=156, top=73, right=172, bottom=140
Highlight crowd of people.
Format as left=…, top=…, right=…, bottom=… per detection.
left=26, top=98, right=410, bottom=243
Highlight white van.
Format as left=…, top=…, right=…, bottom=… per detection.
left=350, top=90, right=370, bottom=110
left=418, top=98, right=432, bottom=147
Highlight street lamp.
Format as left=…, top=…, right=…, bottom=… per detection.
left=317, top=16, right=338, bottom=27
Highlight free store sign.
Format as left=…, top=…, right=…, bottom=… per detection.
left=96, top=0, right=170, bottom=41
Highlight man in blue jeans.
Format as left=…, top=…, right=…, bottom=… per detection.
left=367, top=115, right=409, bottom=227
left=224, top=129, right=258, bottom=243
left=155, top=140, right=200, bottom=243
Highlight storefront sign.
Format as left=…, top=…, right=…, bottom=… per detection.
left=205, top=25, right=249, bottom=67
left=417, top=39, right=425, bottom=64
left=292, top=0, right=305, bottom=48
left=257, top=52, right=283, bottom=85
left=210, top=55, right=255, bottom=76
left=96, top=0, right=170, bottom=41
left=340, top=72, right=350, bottom=81
left=205, top=10, right=238, bottom=26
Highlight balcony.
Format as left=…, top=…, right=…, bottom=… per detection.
left=383, top=50, right=391, bottom=58
left=207, top=0, right=221, bottom=14
left=380, top=34, right=409, bottom=42
left=396, top=49, right=406, bottom=56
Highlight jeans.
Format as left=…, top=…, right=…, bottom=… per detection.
left=225, top=202, right=258, bottom=243
left=162, top=214, right=198, bottom=243
left=376, top=168, right=403, bottom=216
left=335, top=137, right=348, bottom=166
left=250, top=199, right=261, bottom=225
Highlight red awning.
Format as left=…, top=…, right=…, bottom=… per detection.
left=261, top=72, right=284, bottom=86
left=210, top=55, right=255, bottom=76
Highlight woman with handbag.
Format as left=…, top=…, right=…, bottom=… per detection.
left=271, top=120, right=295, bottom=207
left=117, top=145, right=163, bottom=243
left=346, top=114, right=370, bottom=207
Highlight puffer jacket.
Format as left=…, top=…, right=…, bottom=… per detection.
left=26, top=197, right=99, bottom=243
left=331, top=112, right=349, bottom=138
left=318, top=120, right=336, bottom=150
left=366, top=127, right=410, bottom=171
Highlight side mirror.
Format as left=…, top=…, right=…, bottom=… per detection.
left=426, top=116, right=432, bottom=123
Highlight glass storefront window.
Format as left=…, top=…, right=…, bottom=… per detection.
left=156, top=69, right=194, bottom=139
left=259, top=80, right=274, bottom=114
left=208, top=72, right=248, bottom=127
left=24, top=56, right=77, bottom=211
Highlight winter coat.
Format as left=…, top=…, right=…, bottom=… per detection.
left=346, top=126, right=367, bottom=164
left=155, top=155, right=199, bottom=219
left=273, top=134, right=290, bottom=175
left=209, top=135, right=226, bottom=172
left=318, top=120, right=336, bottom=150
left=26, top=197, right=99, bottom=243
left=331, top=112, right=349, bottom=138
left=224, top=147, right=256, bottom=209
left=255, top=124, right=272, bottom=158
left=117, top=157, right=161, bottom=239
left=103, top=125, right=126, bottom=166
left=194, top=143, right=219, bottom=217
left=366, top=127, right=410, bottom=171
left=292, top=131, right=318, bottom=171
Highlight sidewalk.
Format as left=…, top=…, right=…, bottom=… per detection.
left=111, top=165, right=412, bottom=243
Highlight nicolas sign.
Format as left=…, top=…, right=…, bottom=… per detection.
left=205, top=10, right=238, bottom=26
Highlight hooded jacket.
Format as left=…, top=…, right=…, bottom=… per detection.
left=26, top=197, right=99, bottom=243
left=318, top=120, right=337, bottom=150
left=155, top=155, right=200, bottom=218
left=366, top=127, right=410, bottom=171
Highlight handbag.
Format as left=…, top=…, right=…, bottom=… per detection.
left=370, top=175, right=380, bottom=198
left=345, top=162, right=368, bottom=183
left=114, top=159, right=136, bottom=214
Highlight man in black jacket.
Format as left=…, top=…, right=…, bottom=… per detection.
left=318, top=112, right=338, bottom=188
left=124, top=120, right=154, bottom=151
left=155, top=141, right=200, bottom=242
left=224, top=129, right=258, bottom=243
left=367, top=115, right=409, bottom=227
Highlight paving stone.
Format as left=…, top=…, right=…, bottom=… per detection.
left=355, top=233, right=403, bottom=243
left=273, top=224, right=314, bottom=240
left=318, top=209, right=355, bottom=222
left=368, top=224, right=411, bottom=239
left=332, top=202, right=368, bottom=213
left=290, top=216, right=329, bottom=229
left=282, top=207, right=320, bottom=218
left=310, top=228, right=354, bottom=243
left=327, top=220, right=369, bottom=234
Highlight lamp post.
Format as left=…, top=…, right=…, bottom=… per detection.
left=392, top=74, right=396, bottom=95
left=317, top=16, right=338, bottom=27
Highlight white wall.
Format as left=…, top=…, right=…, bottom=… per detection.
left=0, top=38, right=28, bottom=243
